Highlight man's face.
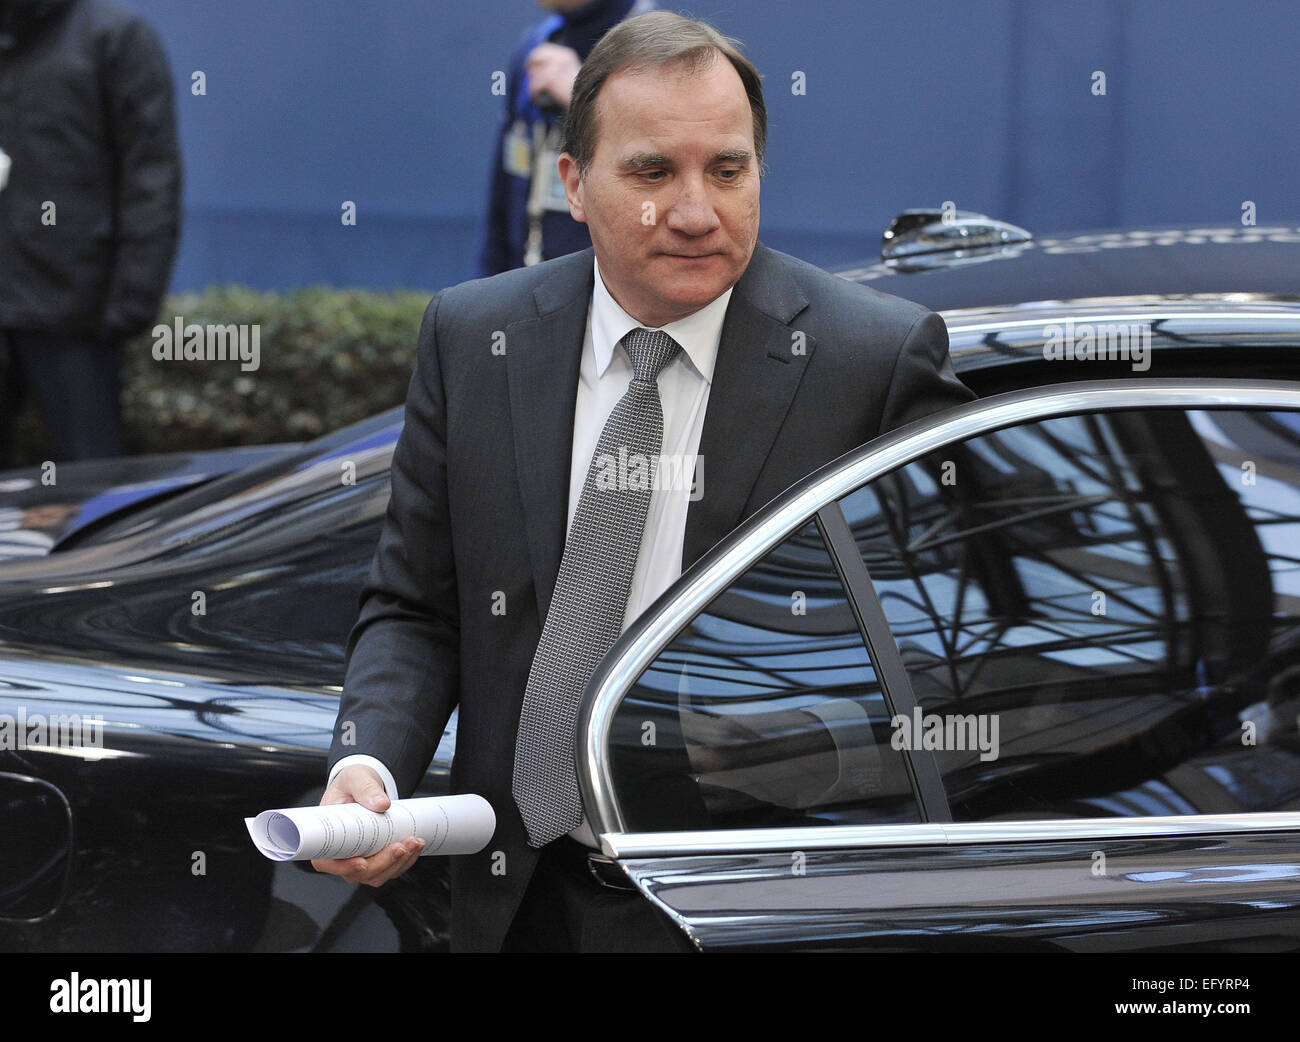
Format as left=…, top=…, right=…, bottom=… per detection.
left=558, top=55, right=760, bottom=328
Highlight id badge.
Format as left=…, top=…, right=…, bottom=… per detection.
left=503, top=121, right=531, bottom=178
left=537, top=143, right=571, bottom=212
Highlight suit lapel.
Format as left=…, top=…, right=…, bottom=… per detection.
left=507, top=242, right=818, bottom=621
left=506, top=250, right=594, bottom=623
left=683, top=242, right=817, bottom=568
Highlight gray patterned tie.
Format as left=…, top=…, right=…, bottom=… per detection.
left=512, top=327, right=682, bottom=848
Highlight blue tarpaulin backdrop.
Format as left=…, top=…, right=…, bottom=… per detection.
left=127, top=0, right=1300, bottom=294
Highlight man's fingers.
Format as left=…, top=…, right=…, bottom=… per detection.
left=526, top=42, right=571, bottom=67
left=360, top=839, right=425, bottom=887
left=343, top=767, right=390, bottom=812
left=525, top=42, right=580, bottom=107
left=310, top=853, right=368, bottom=879
left=312, top=838, right=424, bottom=886
left=322, top=765, right=390, bottom=813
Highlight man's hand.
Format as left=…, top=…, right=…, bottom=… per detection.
left=526, top=42, right=582, bottom=110
left=310, top=765, right=424, bottom=886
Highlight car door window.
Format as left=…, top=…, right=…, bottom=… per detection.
left=608, top=520, right=920, bottom=833
left=838, top=407, right=1300, bottom=821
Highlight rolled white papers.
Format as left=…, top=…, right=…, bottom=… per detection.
left=245, top=794, right=495, bottom=862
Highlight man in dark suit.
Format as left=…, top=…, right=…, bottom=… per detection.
left=314, top=11, right=972, bottom=952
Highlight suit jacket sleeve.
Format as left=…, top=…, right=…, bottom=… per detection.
left=875, top=309, right=975, bottom=437
left=328, top=293, right=461, bottom=797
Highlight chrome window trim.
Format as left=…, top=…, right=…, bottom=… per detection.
left=944, top=301, right=1300, bottom=337
left=578, top=379, right=1300, bottom=842
left=598, top=813, right=1300, bottom=859
left=943, top=303, right=1300, bottom=366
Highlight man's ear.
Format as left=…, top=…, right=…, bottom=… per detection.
left=557, top=152, right=586, bottom=224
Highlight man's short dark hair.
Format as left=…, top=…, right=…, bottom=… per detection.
left=562, top=11, right=767, bottom=176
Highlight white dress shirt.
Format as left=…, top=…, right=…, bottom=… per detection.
left=571, top=256, right=729, bottom=626
left=332, top=257, right=734, bottom=848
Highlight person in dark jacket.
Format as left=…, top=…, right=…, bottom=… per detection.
left=0, top=0, right=180, bottom=468
left=477, top=0, right=652, bottom=277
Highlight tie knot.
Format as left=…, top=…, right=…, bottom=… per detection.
left=622, top=328, right=681, bottom=385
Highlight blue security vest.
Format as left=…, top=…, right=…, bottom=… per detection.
left=477, top=0, right=648, bottom=277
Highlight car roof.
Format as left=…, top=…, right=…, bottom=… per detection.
left=831, top=225, right=1300, bottom=311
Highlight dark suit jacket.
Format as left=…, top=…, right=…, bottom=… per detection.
left=328, top=241, right=974, bottom=951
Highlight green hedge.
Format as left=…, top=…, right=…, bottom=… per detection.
left=12, top=286, right=432, bottom=464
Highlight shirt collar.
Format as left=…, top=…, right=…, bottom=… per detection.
left=592, top=255, right=731, bottom=386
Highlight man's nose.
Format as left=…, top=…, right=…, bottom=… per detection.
left=665, top=175, right=721, bottom=236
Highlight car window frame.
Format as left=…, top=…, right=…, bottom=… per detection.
left=578, top=378, right=1300, bottom=858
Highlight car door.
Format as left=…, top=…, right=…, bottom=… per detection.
left=575, top=380, right=1300, bottom=951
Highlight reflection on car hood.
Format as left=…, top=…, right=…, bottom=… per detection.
left=0, top=445, right=301, bottom=564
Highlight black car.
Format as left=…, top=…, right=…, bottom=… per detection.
left=2, top=216, right=1299, bottom=951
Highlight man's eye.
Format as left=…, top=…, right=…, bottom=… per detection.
left=641, top=170, right=666, bottom=182
left=716, top=168, right=741, bottom=180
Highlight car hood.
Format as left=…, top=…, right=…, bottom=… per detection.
left=0, top=444, right=301, bottom=563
